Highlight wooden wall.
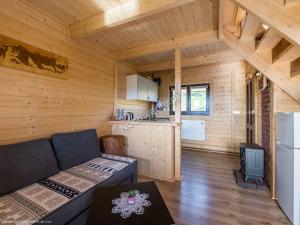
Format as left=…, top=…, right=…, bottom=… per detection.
left=155, top=61, right=247, bottom=153
left=0, top=0, right=115, bottom=144
left=116, top=62, right=150, bottom=117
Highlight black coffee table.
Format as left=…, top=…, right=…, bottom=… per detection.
left=87, top=181, right=175, bottom=225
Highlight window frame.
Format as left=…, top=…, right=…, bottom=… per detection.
left=169, top=83, right=210, bottom=116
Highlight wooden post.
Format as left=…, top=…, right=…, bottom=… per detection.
left=219, top=0, right=224, bottom=40
left=114, top=61, right=118, bottom=117
left=174, top=47, right=182, bottom=180
left=271, top=84, right=278, bottom=199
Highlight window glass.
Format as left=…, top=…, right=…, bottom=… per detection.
left=171, top=87, right=187, bottom=113
left=190, top=86, right=208, bottom=112
left=169, top=84, right=210, bottom=115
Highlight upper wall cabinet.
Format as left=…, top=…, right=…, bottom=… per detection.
left=147, top=79, right=158, bottom=102
left=126, top=75, right=158, bottom=102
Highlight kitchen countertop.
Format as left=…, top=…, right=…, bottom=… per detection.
left=109, top=120, right=180, bottom=127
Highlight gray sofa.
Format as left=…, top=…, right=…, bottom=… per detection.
left=0, top=129, right=137, bottom=225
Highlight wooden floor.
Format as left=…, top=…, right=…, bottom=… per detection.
left=141, top=150, right=291, bottom=225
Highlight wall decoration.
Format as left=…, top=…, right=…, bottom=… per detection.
left=0, top=34, right=68, bottom=79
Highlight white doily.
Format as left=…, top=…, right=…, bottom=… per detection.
left=111, top=190, right=151, bottom=218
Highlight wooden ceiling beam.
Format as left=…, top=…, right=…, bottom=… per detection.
left=116, top=30, right=219, bottom=60
left=240, top=13, right=261, bottom=40
left=137, top=51, right=242, bottom=72
left=256, top=29, right=282, bottom=51
left=291, top=59, right=300, bottom=77
left=285, top=0, right=300, bottom=6
left=219, top=0, right=224, bottom=39
left=272, top=0, right=285, bottom=5
left=69, top=0, right=195, bottom=39
left=275, top=45, right=300, bottom=63
left=232, top=0, right=300, bottom=46
left=223, top=28, right=300, bottom=103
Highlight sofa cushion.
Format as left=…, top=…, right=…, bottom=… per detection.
left=0, top=138, right=59, bottom=196
left=0, top=154, right=137, bottom=225
left=38, top=156, right=137, bottom=225
left=51, top=129, right=101, bottom=170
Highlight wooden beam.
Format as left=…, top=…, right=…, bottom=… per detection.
left=116, top=30, right=219, bottom=60
left=275, top=45, right=300, bottom=63
left=223, top=28, right=300, bottom=103
left=256, top=29, right=282, bottom=51
left=114, top=61, right=118, bottom=117
left=285, top=0, right=300, bottom=6
left=272, top=0, right=285, bottom=5
left=69, top=0, right=195, bottom=39
left=234, top=6, right=247, bottom=26
left=137, top=51, right=242, bottom=72
left=219, top=0, right=224, bottom=39
left=232, top=0, right=300, bottom=46
left=272, top=38, right=293, bottom=63
left=174, top=47, right=181, bottom=181
left=240, top=13, right=261, bottom=40
left=291, top=58, right=300, bottom=77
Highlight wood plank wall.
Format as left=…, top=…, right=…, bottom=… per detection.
left=0, top=0, right=116, bottom=144
left=116, top=62, right=150, bottom=117
left=154, top=61, right=247, bottom=153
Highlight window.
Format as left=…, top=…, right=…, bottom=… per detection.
left=170, top=84, right=210, bottom=115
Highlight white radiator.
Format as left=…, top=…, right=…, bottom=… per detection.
left=181, top=120, right=205, bottom=141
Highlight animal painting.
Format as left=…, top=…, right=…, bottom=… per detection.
left=0, top=35, right=68, bottom=79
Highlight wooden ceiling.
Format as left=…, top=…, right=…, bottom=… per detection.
left=25, top=0, right=133, bottom=24
left=22, top=0, right=300, bottom=103
left=83, top=0, right=218, bottom=52
left=25, top=0, right=219, bottom=52
left=128, top=41, right=230, bottom=66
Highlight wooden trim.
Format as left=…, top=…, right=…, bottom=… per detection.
left=116, top=30, right=219, bottom=60
left=174, top=47, right=181, bottom=180
left=232, top=0, right=300, bottom=46
left=69, top=0, right=195, bottom=39
left=137, top=51, right=242, bottom=72
left=182, top=147, right=240, bottom=156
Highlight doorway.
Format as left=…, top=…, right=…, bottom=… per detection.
left=246, top=79, right=255, bottom=143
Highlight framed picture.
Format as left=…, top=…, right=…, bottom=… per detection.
left=0, top=34, right=68, bottom=79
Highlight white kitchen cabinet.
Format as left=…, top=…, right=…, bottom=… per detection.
left=147, top=79, right=158, bottom=102
left=126, top=74, right=158, bottom=102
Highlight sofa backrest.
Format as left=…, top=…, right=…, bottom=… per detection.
left=51, top=129, right=101, bottom=170
left=0, top=138, right=59, bottom=196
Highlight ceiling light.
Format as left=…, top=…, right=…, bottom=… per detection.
left=262, top=24, right=269, bottom=30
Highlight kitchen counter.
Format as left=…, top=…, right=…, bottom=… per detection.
left=109, top=120, right=180, bottom=127
left=110, top=119, right=177, bottom=182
